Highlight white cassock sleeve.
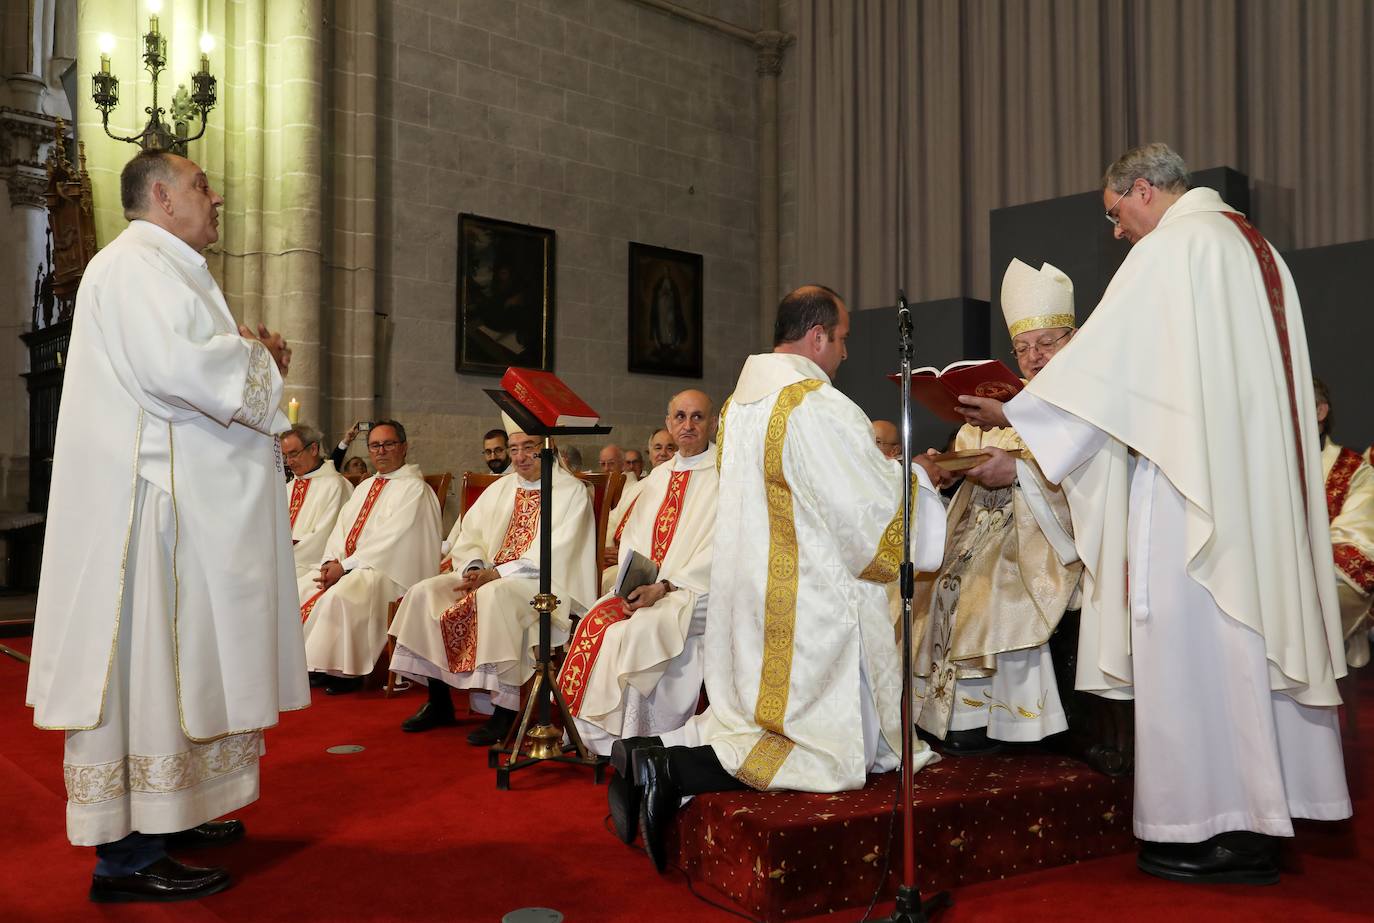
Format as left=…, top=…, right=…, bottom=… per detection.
left=100, top=252, right=281, bottom=433
left=1004, top=390, right=1109, bottom=484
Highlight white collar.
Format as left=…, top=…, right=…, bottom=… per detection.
left=673, top=445, right=716, bottom=471
left=129, top=219, right=209, bottom=269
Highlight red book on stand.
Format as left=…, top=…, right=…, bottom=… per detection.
left=501, top=367, right=600, bottom=427
left=888, top=359, right=1024, bottom=424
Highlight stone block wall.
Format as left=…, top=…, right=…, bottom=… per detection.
left=366, top=0, right=761, bottom=481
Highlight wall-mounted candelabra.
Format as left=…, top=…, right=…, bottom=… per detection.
left=90, top=0, right=217, bottom=155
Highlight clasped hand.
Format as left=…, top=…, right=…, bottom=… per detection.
left=315, top=559, right=344, bottom=590
left=239, top=322, right=291, bottom=376
left=455, top=567, right=499, bottom=594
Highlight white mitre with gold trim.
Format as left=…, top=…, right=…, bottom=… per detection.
left=1000, top=258, right=1075, bottom=338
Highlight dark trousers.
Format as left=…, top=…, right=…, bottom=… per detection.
left=666, top=745, right=749, bottom=796
left=94, top=832, right=166, bottom=876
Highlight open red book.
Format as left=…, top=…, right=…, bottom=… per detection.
left=888, top=360, right=1024, bottom=424
left=501, top=367, right=600, bottom=427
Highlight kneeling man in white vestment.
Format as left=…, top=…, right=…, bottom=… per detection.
left=27, top=150, right=309, bottom=902
left=389, top=417, right=597, bottom=745
left=960, top=143, right=1351, bottom=885
left=610, top=285, right=952, bottom=870
left=557, top=389, right=719, bottom=758
left=911, top=259, right=1083, bottom=752
left=301, top=419, right=441, bottom=694
left=282, top=424, right=352, bottom=586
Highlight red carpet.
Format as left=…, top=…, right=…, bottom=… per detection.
left=1, top=634, right=1369, bottom=922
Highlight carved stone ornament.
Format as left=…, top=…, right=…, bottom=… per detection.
left=754, top=30, right=793, bottom=78
left=0, top=106, right=61, bottom=209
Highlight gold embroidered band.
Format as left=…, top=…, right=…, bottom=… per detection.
left=1007, top=313, right=1075, bottom=339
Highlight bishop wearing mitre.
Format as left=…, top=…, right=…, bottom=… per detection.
left=910, top=259, right=1083, bottom=751
left=389, top=415, right=597, bottom=745
left=281, top=424, right=352, bottom=584
left=557, top=389, right=719, bottom=778
left=960, top=144, right=1350, bottom=884
left=27, top=151, right=308, bottom=901
left=300, top=420, right=441, bottom=694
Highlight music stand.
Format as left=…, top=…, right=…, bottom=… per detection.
left=483, top=388, right=611, bottom=789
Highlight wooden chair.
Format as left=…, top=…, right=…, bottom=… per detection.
left=379, top=470, right=492, bottom=697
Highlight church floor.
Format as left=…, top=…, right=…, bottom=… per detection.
left=1, top=635, right=1369, bottom=922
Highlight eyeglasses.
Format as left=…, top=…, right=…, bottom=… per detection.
left=482, top=447, right=507, bottom=458
left=367, top=440, right=402, bottom=453
left=1012, top=329, right=1073, bottom=358
left=283, top=445, right=316, bottom=462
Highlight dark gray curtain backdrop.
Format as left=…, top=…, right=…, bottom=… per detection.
left=797, top=0, right=1374, bottom=307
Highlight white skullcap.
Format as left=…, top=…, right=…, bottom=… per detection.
left=1000, top=258, right=1076, bottom=338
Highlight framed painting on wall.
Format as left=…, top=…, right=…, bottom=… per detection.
left=456, top=213, right=556, bottom=376
left=627, top=242, right=703, bottom=378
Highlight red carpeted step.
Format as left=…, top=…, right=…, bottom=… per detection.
left=672, top=749, right=1134, bottom=922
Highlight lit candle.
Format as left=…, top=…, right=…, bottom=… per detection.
left=287, top=398, right=300, bottom=424
left=149, top=15, right=159, bottom=34
left=100, top=53, right=110, bottom=74
left=98, top=33, right=115, bottom=72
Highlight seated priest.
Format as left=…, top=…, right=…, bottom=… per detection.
left=389, top=415, right=598, bottom=745
left=599, top=443, right=639, bottom=484
left=608, top=284, right=952, bottom=870
left=648, top=428, right=677, bottom=469
left=910, top=259, right=1084, bottom=751
left=872, top=420, right=901, bottom=459
left=282, top=424, right=353, bottom=585
left=625, top=448, right=645, bottom=479
left=604, top=456, right=651, bottom=576
left=300, top=420, right=442, bottom=694
left=1315, top=378, right=1374, bottom=668
left=557, top=389, right=719, bottom=759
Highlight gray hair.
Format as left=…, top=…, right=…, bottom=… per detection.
left=1102, top=142, right=1190, bottom=194
left=285, top=424, right=323, bottom=449
left=560, top=445, right=584, bottom=469
left=120, top=150, right=178, bottom=218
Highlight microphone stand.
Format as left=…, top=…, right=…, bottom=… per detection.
left=875, top=291, right=950, bottom=923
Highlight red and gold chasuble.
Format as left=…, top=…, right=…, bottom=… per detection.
left=439, top=488, right=541, bottom=672
left=300, top=477, right=389, bottom=622
left=614, top=495, right=639, bottom=545
left=1327, top=446, right=1374, bottom=594
left=558, top=469, right=692, bottom=715
left=288, top=478, right=310, bottom=529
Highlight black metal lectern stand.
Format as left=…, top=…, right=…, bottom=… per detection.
left=484, top=389, right=611, bottom=790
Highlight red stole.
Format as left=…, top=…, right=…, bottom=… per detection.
left=289, top=478, right=310, bottom=529
left=614, top=496, right=639, bottom=545
left=300, top=477, right=389, bottom=623
left=1327, top=446, right=1374, bottom=593
left=558, top=470, right=692, bottom=716
left=439, top=488, right=541, bottom=673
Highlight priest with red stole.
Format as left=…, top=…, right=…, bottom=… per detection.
left=557, top=389, right=719, bottom=784
left=1314, top=379, right=1374, bottom=668
left=959, top=143, right=1351, bottom=885
left=388, top=415, right=598, bottom=745
left=282, top=424, right=352, bottom=584
left=300, top=419, right=441, bottom=694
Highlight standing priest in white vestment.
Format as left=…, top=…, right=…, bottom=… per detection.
left=611, top=285, right=951, bottom=871
left=389, top=417, right=597, bottom=744
left=282, top=425, right=352, bottom=586
left=959, top=143, right=1351, bottom=885
left=911, top=259, right=1083, bottom=752
left=27, top=151, right=309, bottom=902
left=300, top=420, right=441, bottom=694
left=557, top=389, right=719, bottom=781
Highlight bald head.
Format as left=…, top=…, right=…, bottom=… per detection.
left=667, top=389, right=714, bottom=458
left=598, top=444, right=626, bottom=474
left=872, top=420, right=900, bottom=459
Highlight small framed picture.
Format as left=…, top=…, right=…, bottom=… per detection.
left=627, top=242, right=703, bottom=378
left=456, top=213, right=556, bottom=376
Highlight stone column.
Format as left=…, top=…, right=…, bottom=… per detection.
left=754, top=2, right=791, bottom=348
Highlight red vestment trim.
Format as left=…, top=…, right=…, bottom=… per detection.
left=1326, top=446, right=1362, bottom=523
left=439, top=558, right=453, bottom=574
left=344, top=477, right=389, bottom=558
left=1334, top=543, right=1374, bottom=595
left=614, top=496, right=638, bottom=545
left=1221, top=212, right=1307, bottom=513
left=557, top=471, right=693, bottom=716
left=289, top=478, right=310, bottom=529
left=300, top=587, right=326, bottom=623
left=439, top=488, right=541, bottom=674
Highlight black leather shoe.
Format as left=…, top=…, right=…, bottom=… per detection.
left=166, top=820, right=245, bottom=849
left=636, top=746, right=679, bottom=872
left=608, top=736, right=664, bottom=844
left=308, top=672, right=329, bottom=688
left=466, top=706, right=515, bottom=746
left=90, top=856, right=231, bottom=903
left=1138, top=832, right=1280, bottom=885
left=323, top=676, right=363, bottom=695
left=939, top=727, right=1002, bottom=756
left=402, top=701, right=456, bottom=733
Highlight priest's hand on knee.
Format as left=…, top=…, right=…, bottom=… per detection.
left=956, top=395, right=1010, bottom=431
left=965, top=446, right=1017, bottom=488
left=317, top=559, right=344, bottom=590
left=455, top=567, right=499, bottom=594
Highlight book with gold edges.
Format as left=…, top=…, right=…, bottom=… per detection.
left=500, top=367, right=600, bottom=427
left=888, top=359, right=1024, bottom=424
